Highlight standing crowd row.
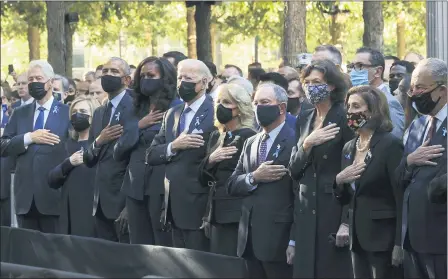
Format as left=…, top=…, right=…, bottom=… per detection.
left=0, top=46, right=446, bottom=279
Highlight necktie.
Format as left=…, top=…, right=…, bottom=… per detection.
left=34, top=107, right=45, bottom=130
left=178, top=107, right=192, bottom=136
left=258, top=133, right=270, bottom=166
left=425, top=116, right=437, bottom=142
left=102, top=102, right=113, bottom=128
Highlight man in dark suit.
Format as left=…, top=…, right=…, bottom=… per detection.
left=1, top=60, right=70, bottom=233
left=396, top=58, right=447, bottom=279
left=227, top=83, right=294, bottom=278
left=146, top=59, right=214, bottom=251
left=11, top=73, right=34, bottom=109
left=84, top=57, right=138, bottom=242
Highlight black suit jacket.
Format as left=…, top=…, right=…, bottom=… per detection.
left=84, top=91, right=138, bottom=220
left=146, top=94, right=215, bottom=230
left=227, top=123, right=294, bottom=262
left=334, top=131, right=404, bottom=252
left=428, top=172, right=447, bottom=204
left=396, top=116, right=447, bottom=254
left=0, top=99, right=70, bottom=215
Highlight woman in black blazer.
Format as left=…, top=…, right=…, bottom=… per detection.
left=288, top=60, right=354, bottom=278
left=113, top=56, right=182, bottom=245
left=48, top=96, right=100, bottom=236
left=334, top=86, right=404, bottom=278
left=198, top=83, right=256, bottom=256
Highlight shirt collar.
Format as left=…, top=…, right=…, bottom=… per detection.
left=266, top=121, right=285, bottom=141
left=109, top=90, right=126, bottom=109
left=185, top=93, right=206, bottom=114
left=22, top=97, right=34, bottom=105
left=434, top=104, right=447, bottom=123
left=35, top=96, right=54, bottom=112
left=378, top=83, right=391, bottom=95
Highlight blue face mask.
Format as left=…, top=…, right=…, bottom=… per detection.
left=350, top=69, right=370, bottom=86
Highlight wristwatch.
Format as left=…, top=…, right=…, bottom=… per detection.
left=248, top=172, right=256, bottom=185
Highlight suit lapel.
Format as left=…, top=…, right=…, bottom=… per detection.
left=44, top=99, right=61, bottom=133
left=26, top=103, right=36, bottom=133
left=99, top=94, right=127, bottom=160
left=356, top=131, right=382, bottom=192
left=296, top=108, right=315, bottom=150
left=266, top=124, right=288, bottom=163
left=172, top=105, right=183, bottom=138
left=250, top=134, right=261, bottom=172
left=188, top=97, right=211, bottom=133
left=342, top=139, right=356, bottom=170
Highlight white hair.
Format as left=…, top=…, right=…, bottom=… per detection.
left=257, top=83, right=288, bottom=103
left=417, top=58, right=447, bottom=85
left=178, top=59, right=213, bottom=83
left=28, top=60, right=55, bottom=79
left=227, top=75, right=254, bottom=97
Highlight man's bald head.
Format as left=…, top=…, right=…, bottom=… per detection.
left=278, top=66, right=299, bottom=82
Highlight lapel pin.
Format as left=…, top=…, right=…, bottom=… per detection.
left=228, top=131, right=233, bottom=139
left=195, top=116, right=200, bottom=127
left=344, top=153, right=351, bottom=160
left=442, top=127, right=447, bottom=137
left=366, top=150, right=372, bottom=160
left=328, top=121, right=333, bottom=125
left=115, top=112, right=120, bottom=121
left=52, top=106, right=59, bottom=114
left=273, top=144, right=281, bottom=158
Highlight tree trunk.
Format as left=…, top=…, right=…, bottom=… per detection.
left=46, top=1, right=67, bottom=75
left=195, top=2, right=212, bottom=62
left=282, top=1, right=307, bottom=67
left=362, top=1, right=384, bottom=52
left=187, top=6, right=197, bottom=59
left=397, top=11, right=406, bottom=59
left=330, top=12, right=342, bottom=46
left=64, top=21, right=75, bottom=78
left=27, top=25, right=40, bottom=61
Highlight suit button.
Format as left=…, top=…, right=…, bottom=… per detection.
left=312, top=192, right=316, bottom=196
left=312, top=210, right=316, bottom=214
left=160, top=155, right=164, bottom=159
left=323, top=155, right=328, bottom=159
left=313, top=173, right=317, bottom=178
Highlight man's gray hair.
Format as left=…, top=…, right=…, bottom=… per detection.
left=418, top=58, right=447, bottom=85
left=54, top=74, right=70, bottom=92
left=108, top=57, right=131, bottom=76
left=28, top=60, right=55, bottom=79
left=227, top=75, right=254, bottom=96
left=84, top=71, right=95, bottom=78
left=257, top=83, right=288, bottom=103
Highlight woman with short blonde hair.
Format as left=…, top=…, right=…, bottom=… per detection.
left=199, top=83, right=256, bottom=256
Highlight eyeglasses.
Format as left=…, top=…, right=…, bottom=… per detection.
left=347, top=62, right=378, bottom=71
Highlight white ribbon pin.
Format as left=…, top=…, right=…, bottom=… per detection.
left=115, top=112, right=120, bottom=121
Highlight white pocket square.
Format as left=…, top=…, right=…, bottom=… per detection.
left=192, top=129, right=204, bottom=134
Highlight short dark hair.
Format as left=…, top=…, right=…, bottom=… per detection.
left=391, top=60, right=415, bottom=74
left=95, top=65, right=103, bottom=71
left=68, top=78, right=76, bottom=90
left=162, top=51, right=187, bottom=66
left=130, top=65, right=137, bottom=69
left=384, top=55, right=400, bottom=62
left=356, top=47, right=385, bottom=80
left=248, top=62, right=262, bottom=69
left=259, top=72, right=288, bottom=92
left=301, top=59, right=348, bottom=104
left=203, top=61, right=217, bottom=77
left=345, top=85, right=393, bottom=133
left=314, top=44, right=343, bottom=65
left=225, top=64, right=243, bottom=77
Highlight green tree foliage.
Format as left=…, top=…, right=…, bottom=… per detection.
left=0, top=1, right=46, bottom=41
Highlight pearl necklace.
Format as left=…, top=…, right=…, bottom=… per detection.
left=356, top=134, right=373, bottom=152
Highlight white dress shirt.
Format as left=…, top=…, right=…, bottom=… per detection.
left=166, top=94, right=206, bottom=157
left=23, top=96, right=55, bottom=147
left=21, top=97, right=34, bottom=106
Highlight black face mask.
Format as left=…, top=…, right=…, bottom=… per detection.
left=101, top=75, right=124, bottom=93
left=410, top=86, right=441, bottom=115
left=389, top=79, right=400, bottom=94
left=64, top=94, right=75, bottom=104
left=287, top=97, right=301, bottom=113
left=141, top=78, right=163, bottom=97
left=178, top=81, right=199, bottom=102
left=256, top=104, right=280, bottom=127
left=216, top=104, right=234, bottom=124
left=71, top=112, right=91, bottom=132
left=28, top=81, right=48, bottom=100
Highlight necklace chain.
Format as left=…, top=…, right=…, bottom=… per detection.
left=356, top=134, right=373, bottom=152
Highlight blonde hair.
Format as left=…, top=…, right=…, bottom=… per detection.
left=214, top=83, right=254, bottom=132
left=68, top=96, right=100, bottom=140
